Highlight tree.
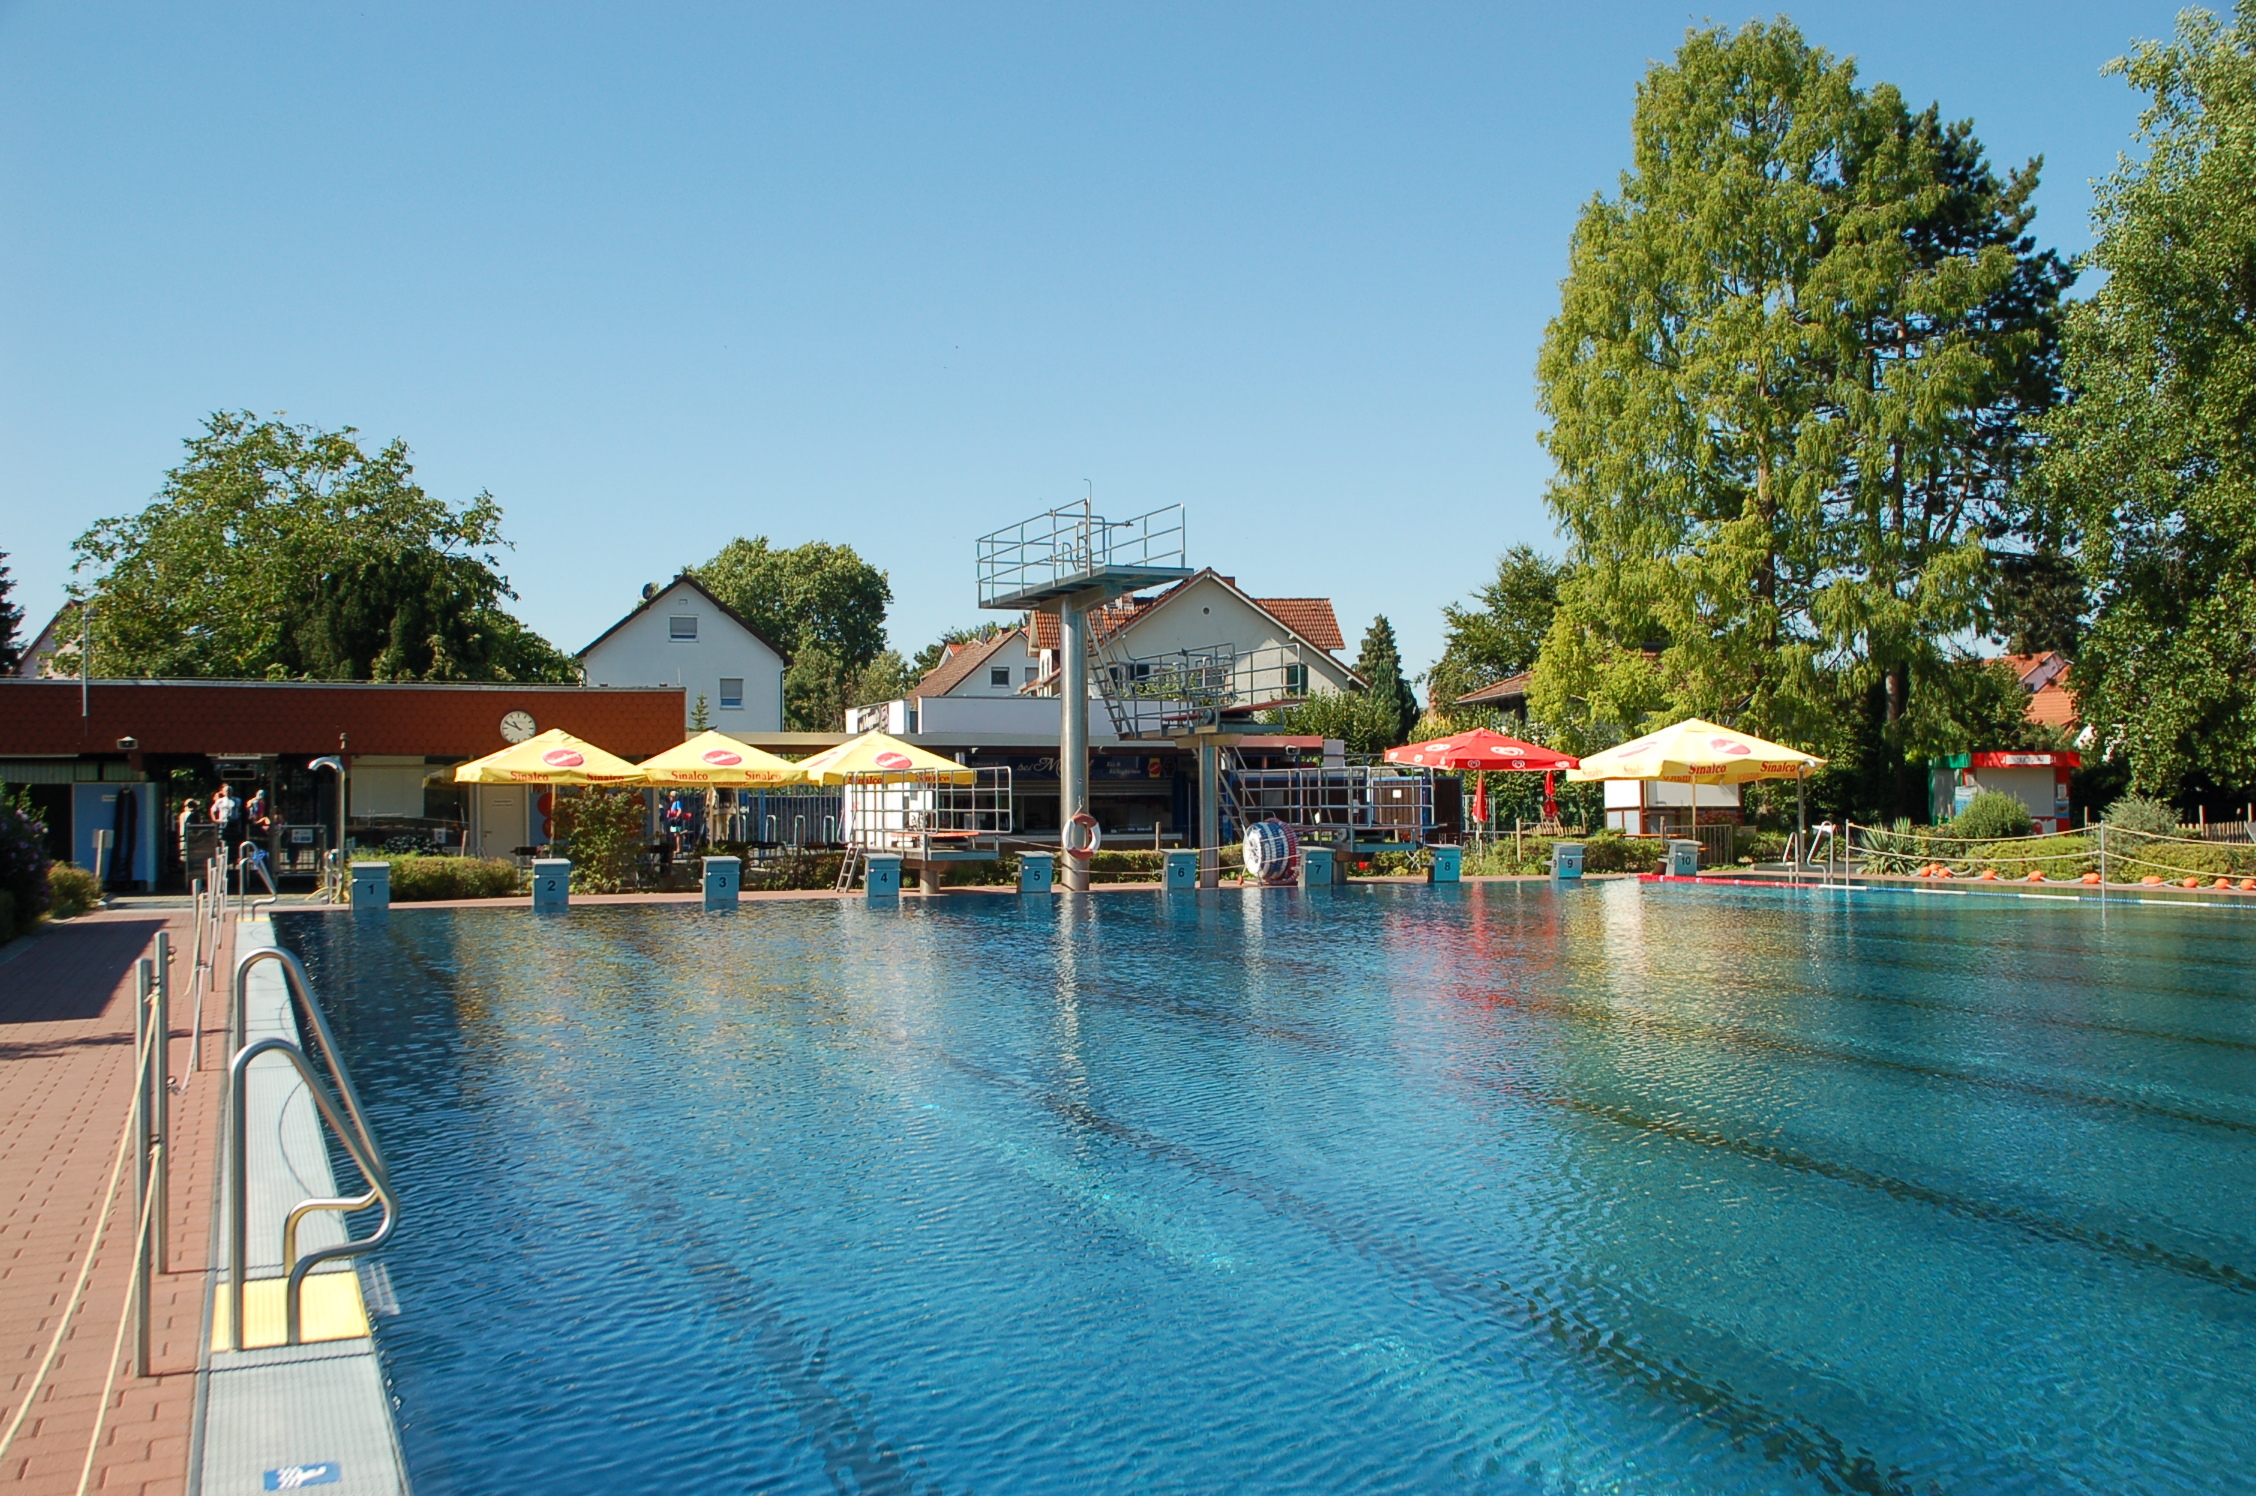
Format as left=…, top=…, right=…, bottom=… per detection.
left=1529, top=21, right=2070, bottom=761
left=66, top=412, right=574, bottom=681
left=1428, top=546, right=1570, bottom=708
left=852, top=650, right=917, bottom=706
left=783, top=642, right=848, bottom=732
left=0, top=549, right=23, bottom=675
left=1351, top=615, right=1419, bottom=744
left=1263, top=689, right=1404, bottom=757
left=2037, top=3, right=2256, bottom=793
left=692, top=538, right=891, bottom=670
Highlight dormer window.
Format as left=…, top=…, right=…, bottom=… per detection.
left=990, top=667, right=1011, bottom=689
left=669, top=616, right=698, bottom=641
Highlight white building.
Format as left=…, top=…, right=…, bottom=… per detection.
left=1027, top=570, right=1362, bottom=706
left=580, top=575, right=788, bottom=734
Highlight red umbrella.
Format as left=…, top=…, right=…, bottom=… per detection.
left=1384, top=731, right=1578, bottom=830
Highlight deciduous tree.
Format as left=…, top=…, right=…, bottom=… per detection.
left=1529, top=21, right=2069, bottom=760
left=1427, top=546, right=1569, bottom=709
left=2038, top=3, right=2256, bottom=792
left=68, top=412, right=573, bottom=681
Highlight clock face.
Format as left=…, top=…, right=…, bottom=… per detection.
left=500, top=710, right=538, bottom=744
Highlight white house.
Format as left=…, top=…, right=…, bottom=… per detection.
left=1028, top=570, right=1362, bottom=707
left=580, top=575, right=787, bottom=734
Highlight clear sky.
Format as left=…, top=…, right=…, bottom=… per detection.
left=0, top=2, right=2193, bottom=683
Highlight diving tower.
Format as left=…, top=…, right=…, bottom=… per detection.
left=977, top=501, right=1192, bottom=891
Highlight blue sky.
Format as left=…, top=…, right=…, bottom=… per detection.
left=0, top=2, right=2192, bottom=682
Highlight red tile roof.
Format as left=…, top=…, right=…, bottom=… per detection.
left=0, top=680, right=687, bottom=760
left=1454, top=672, right=1531, bottom=707
left=1025, top=574, right=1344, bottom=653
left=1998, top=652, right=2079, bottom=729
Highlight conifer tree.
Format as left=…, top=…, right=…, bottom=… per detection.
left=1530, top=21, right=2069, bottom=756
left=1353, top=615, right=1419, bottom=745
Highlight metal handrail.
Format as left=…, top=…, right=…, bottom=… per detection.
left=227, top=1038, right=396, bottom=1347
left=225, top=947, right=397, bottom=1348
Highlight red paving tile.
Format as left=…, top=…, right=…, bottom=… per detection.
left=1, top=909, right=236, bottom=1496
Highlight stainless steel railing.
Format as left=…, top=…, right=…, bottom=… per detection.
left=225, top=946, right=397, bottom=1349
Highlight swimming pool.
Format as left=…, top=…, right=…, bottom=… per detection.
left=281, top=881, right=2256, bottom=1495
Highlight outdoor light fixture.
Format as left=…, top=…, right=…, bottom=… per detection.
left=116, top=736, right=138, bottom=751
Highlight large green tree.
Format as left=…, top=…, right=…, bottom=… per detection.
left=1529, top=21, right=2069, bottom=762
left=691, top=537, right=894, bottom=729
left=69, top=412, right=573, bottom=681
left=691, top=537, right=891, bottom=670
left=1427, top=545, right=1570, bottom=709
left=2038, top=3, right=2256, bottom=794
left=1351, top=615, right=1419, bottom=744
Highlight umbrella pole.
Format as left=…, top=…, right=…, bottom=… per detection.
left=1796, top=769, right=1807, bottom=882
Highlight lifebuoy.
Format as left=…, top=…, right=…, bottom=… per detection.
left=1065, top=811, right=1102, bottom=860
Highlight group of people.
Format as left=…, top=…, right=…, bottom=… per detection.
left=179, top=783, right=279, bottom=891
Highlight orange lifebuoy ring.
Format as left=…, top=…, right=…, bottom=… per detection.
left=1065, top=810, right=1102, bottom=860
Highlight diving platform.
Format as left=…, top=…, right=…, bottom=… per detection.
left=976, top=502, right=1192, bottom=610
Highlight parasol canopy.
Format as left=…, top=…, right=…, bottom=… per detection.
left=1565, top=718, right=1825, bottom=785
left=1384, top=730, right=1578, bottom=772
left=453, top=728, right=647, bottom=786
left=790, top=731, right=977, bottom=786
left=635, top=731, right=806, bottom=787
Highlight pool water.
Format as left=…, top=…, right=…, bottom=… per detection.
left=281, top=882, right=2256, bottom=1495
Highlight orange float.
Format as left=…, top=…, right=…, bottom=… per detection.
left=2081, top=872, right=2102, bottom=884
left=2142, top=875, right=2166, bottom=886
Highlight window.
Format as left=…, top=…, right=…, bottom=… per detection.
left=669, top=616, right=698, bottom=641
left=990, top=667, right=1012, bottom=689
left=1024, top=666, right=1038, bottom=685
left=1284, top=663, right=1309, bottom=695
left=718, top=678, right=744, bottom=710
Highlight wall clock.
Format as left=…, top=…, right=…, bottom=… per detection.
left=500, top=710, right=537, bottom=744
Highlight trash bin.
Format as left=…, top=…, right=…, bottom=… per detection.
left=1551, top=842, right=1584, bottom=880
left=1666, top=839, right=1700, bottom=877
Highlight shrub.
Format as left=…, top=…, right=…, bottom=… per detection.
left=551, top=788, right=649, bottom=893
left=2103, top=794, right=2180, bottom=838
left=48, top=861, right=102, bottom=919
left=745, top=850, right=846, bottom=891
left=0, top=797, right=54, bottom=928
left=381, top=856, right=523, bottom=901
left=1951, top=790, right=2034, bottom=841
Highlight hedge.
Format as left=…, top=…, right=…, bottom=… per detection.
left=369, top=855, right=525, bottom=902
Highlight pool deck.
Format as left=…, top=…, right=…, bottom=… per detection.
left=1, top=908, right=235, bottom=1495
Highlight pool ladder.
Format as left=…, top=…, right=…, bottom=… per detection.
left=225, top=948, right=398, bottom=1349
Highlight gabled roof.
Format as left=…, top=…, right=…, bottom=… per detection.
left=1998, top=651, right=2078, bottom=729
left=912, top=626, right=1023, bottom=698
left=1027, top=570, right=1347, bottom=656
left=14, top=600, right=82, bottom=678
left=1454, top=672, right=1531, bottom=708
left=577, top=573, right=788, bottom=660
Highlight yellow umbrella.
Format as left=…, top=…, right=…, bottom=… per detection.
left=1565, top=718, right=1824, bottom=784
left=453, top=728, right=647, bottom=785
left=1567, top=717, right=1827, bottom=860
left=791, top=730, right=976, bottom=785
left=635, top=731, right=806, bottom=786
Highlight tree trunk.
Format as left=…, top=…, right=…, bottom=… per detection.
left=1884, top=664, right=1907, bottom=725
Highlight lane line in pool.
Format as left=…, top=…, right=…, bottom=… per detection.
left=916, top=1045, right=1963, bottom=1496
